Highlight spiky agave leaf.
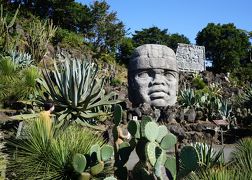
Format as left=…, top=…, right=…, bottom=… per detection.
left=39, top=57, right=120, bottom=128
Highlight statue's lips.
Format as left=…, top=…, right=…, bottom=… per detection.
left=148, top=88, right=168, bottom=99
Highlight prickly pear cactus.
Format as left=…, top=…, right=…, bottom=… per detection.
left=73, top=153, right=87, bottom=174
left=129, top=116, right=178, bottom=180
left=178, top=145, right=199, bottom=178
left=113, top=104, right=122, bottom=126
left=73, top=144, right=114, bottom=179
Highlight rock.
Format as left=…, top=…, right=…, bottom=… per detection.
left=167, top=124, right=186, bottom=141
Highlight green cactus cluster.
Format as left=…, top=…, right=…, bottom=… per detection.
left=129, top=116, right=177, bottom=180
left=72, top=144, right=115, bottom=180
left=112, top=104, right=200, bottom=180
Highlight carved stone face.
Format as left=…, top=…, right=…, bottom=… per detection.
left=132, top=69, right=177, bottom=107
left=128, top=44, right=178, bottom=108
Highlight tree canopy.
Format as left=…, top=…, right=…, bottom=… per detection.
left=132, top=26, right=190, bottom=52
left=196, top=23, right=251, bottom=73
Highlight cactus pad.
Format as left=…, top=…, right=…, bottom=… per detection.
left=144, top=121, right=159, bottom=142
left=128, top=120, right=140, bottom=138
left=80, top=172, right=91, bottom=180
left=119, top=142, right=131, bottom=165
left=156, top=125, right=169, bottom=143
left=140, top=116, right=153, bottom=137
left=164, top=156, right=177, bottom=179
left=90, top=144, right=101, bottom=162
left=146, top=142, right=161, bottom=166
left=113, top=104, right=122, bottom=126
left=101, top=144, right=114, bottom=161
left=72, top=153, right=86, bottom=174
left=112, top=126, right=119, bottom=142
left=180, top=146, right=199, bottom=172
left=90, top=161, right=104, bottom=175
left=160, top=133, right=177, bottom=150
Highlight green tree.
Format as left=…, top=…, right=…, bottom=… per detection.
left=132, top=26, right=190, bottom=52
left=87, top=0, right=125, bottom=55
left=132, top=26, right=169, bottom=47
left=117, top=37, right=135, bottom=65
left=168, top=33, right=190, bottom=52
left=196, top=23, right=251, bottom=73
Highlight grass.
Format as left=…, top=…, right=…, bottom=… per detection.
left=7, top=118, right=104, bottom=179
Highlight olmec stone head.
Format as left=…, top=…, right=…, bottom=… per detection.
left=128, top=44, right=178, bottom=108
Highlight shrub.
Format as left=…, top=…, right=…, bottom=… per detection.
left=53, top=28, right=85, bottom=49
left=7, top=118, right=104, bottom=179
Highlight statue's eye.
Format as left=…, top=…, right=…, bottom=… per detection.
left=164, top=71, right=176, bottom=79
left=137, top=71, right=150, bottom=78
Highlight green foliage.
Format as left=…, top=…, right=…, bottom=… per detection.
left=132, top=26, right=169, bottom=47
left=230, top=137, right=252, bottom=172
left=9, top=50, right=33, bottom=68
left=0, top=55, right=40, bottom=101
left=169, top=33, right=190, bottom=52
left=233, top=63, right=252, bottom=83
left=192, top=73, right=206, bottom=89
left=196, top=23, right=251, bottom=73
left=191, top=142, right=224, bottom=169
left=101, top=145, right=114, bottom=161
left=72, top=144, right=114, bottom=179
left=98, top=52, right=116, bottom=64
left=26, top=19, right=57, bottom=62
left=39, top=56, right=120, bottom=129
left=0, top=5, right=19, bottom=52
left=132, top=26, right=190, bottom=52
left=110, top=78, right=122, bottom=86
left=0, top=134, right=7, bottom=179
left=187, top=138, right=252, bottom=180
left=8, top=118, right=104, bottom=179
left=117, top=37, right=135, bottom=65
left=88, top=1, right=125, bottom=55
left=53, top=28, right=86, bottom=50
left=178, top=88, right=197, bottom=107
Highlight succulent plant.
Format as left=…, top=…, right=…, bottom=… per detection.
left=73, top=153, right=87, bottom=174
left=38, top=57, right=120, bottom=129
left=178, top=145, right=199, bottom=179
left=73, top=144, right=114, bottom=179
left=111, top=105, right=201, bottom=180
left=9, top=50, right=33, bottom=68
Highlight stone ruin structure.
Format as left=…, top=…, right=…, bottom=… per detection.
left=176, top=43, right=205, bottom=72
left=128, top=44, right=178, bottom=108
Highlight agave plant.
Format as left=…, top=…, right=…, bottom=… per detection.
left=178, top=88, right=197, bottom=108
left=9, top=50, right=33, bottom=68
left=191, top=142, right=224, bottom=169
left=218, top=100, right=232, bottom=121
left=38, top=57, right=120, bottom=129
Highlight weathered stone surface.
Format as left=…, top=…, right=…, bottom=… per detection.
left=176, top=43, right=205, bottom=72
left=128, top=44, right=178, bottom=108
left=167, top=124, right=186, bottom=140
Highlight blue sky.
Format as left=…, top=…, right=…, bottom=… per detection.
left=77, top=0, right=252, bottom=44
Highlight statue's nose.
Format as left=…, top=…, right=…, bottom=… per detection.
left=151, top=73, right=165, bottom=85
